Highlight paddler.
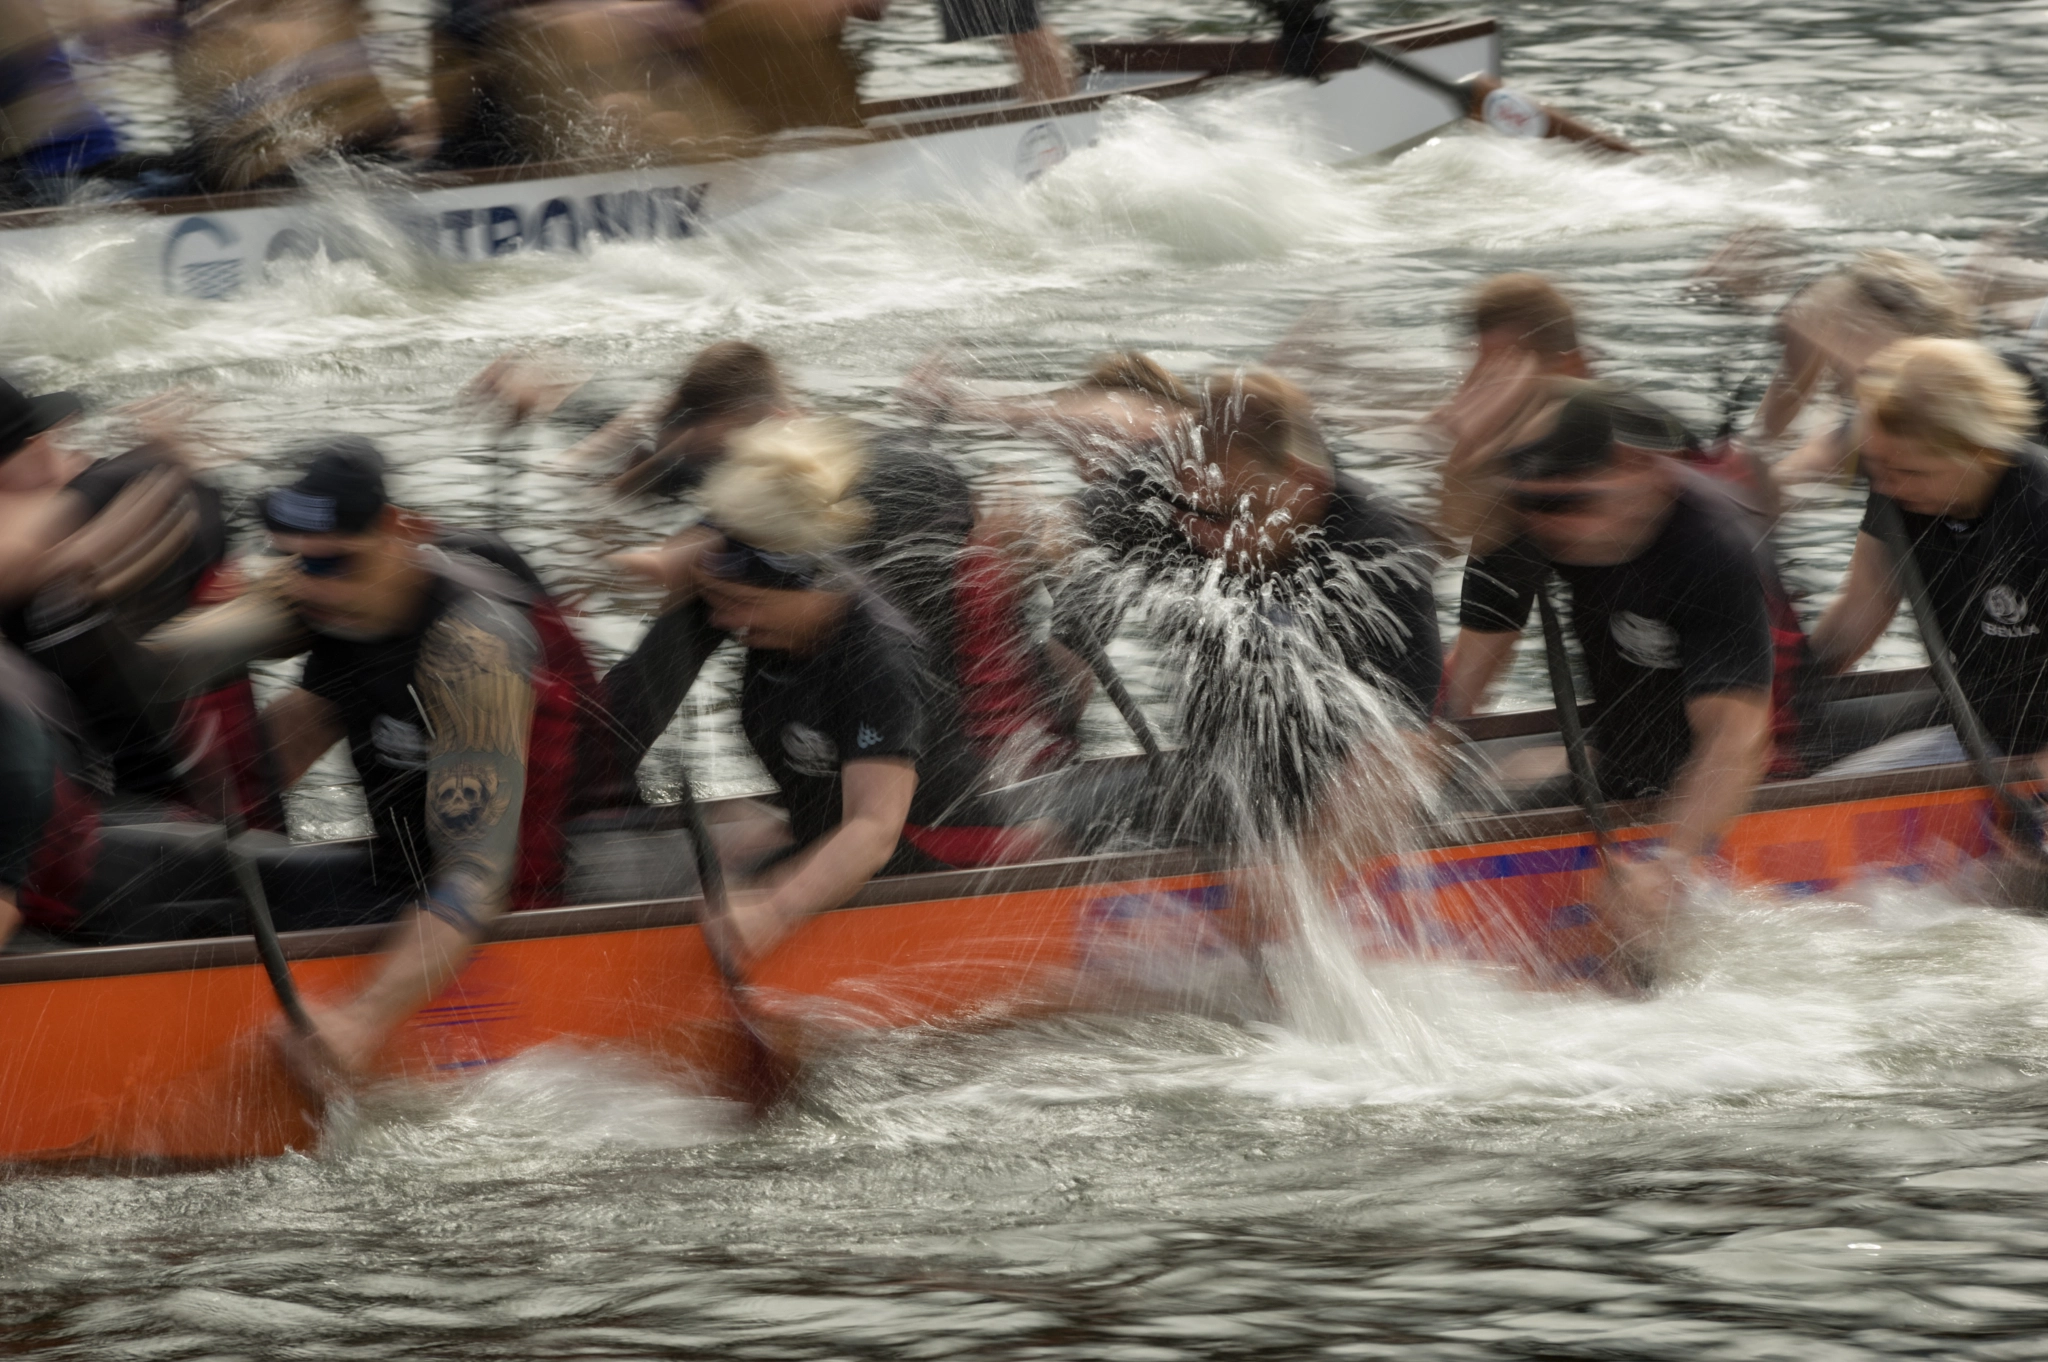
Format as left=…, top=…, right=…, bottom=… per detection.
left=1427, top=272, right=1594, bottom=552
left=132, top=438, right=599, bottom=1087
left=936, top=0, right=1072, bottom=103
left=1036, top=365, right=1443, bottom=851
left=1442, top=385, right=1776, bottom=967
left=679, top=417, right=1041, bottom=966
left=477, top=339, right=1075, bottom=801
left=1808, top=338, right=2048, bottom=789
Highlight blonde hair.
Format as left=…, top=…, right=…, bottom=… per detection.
left=1202, top=366, right=1331, bottom=472
left=700, top=417, right=871, bottom=553
left=1857, top=338, right=2034, bottom=461
left=1797, top=250, right=1975, bottom=342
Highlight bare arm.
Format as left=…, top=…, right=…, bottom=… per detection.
left=1440, top=628, right=1521, bottom=722
left=143, top=583, right=309, bottom=696
left=0, top=886, right=18, bottom=953
left=1662, top=689, right=1772, bottom=860
left=1771, top=422, right=1851, bottom=488
left=733, top=757, right=916, bottom=960
left=260, top=686, right=346, bottom=788
left=1808, top=532, right=1900, bottom=676
left=295, top=609, right=535, bottom=1079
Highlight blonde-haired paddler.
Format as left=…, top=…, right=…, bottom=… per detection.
left=688, top=418, right=1041, bottom=967
left=1811, top=338, right=2048, bottom=784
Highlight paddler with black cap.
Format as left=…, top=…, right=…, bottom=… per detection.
left=1442, top=384, right=1776, bottom=960
left=136, top=436, right=598, bottom=1090
left=678, top=416, right=1040, bottom=968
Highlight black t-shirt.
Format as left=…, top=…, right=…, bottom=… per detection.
left=1861, top=448, right=2048, bottom=757
left=1057, top=468, right=1443, bottom=719
left=1460, top=476, right=1774, bottom=799
left=300, top=552, right=540, bottom=894
left=740, top=594, right=991, bottom=849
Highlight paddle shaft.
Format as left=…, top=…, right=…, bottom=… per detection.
left=677, top=783, right=796, bottom=1111
left=1356, top=40, right=1639, bottom=156
left=1068, top=630, right=1164, bottom=765
left=1868, top=497, right=2045, bottom=846
left=1535, top=574, right=1615, bottom=846
left=222, top=810, right=314, bottom=1037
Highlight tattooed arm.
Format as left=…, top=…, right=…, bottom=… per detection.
left=295, top=598, right=538, bottom=1081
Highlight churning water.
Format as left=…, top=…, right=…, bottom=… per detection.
left=9, top=0, right=2048, bottom=1356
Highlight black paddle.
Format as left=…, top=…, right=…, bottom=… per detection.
left=1867, top=497, right=2048, bottom=866
left=677, top=782, right=799, bottom=1113
left=1067, top=629, right=1165, bottom=769
left=1534, top=574, right=1613, bottom=846
left=221, top=803, right=315, bottom=1038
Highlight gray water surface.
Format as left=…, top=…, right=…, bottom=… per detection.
left=8, top=2, right=2048, bottom=1357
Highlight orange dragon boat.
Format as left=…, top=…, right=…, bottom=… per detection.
left=0, top=667, right=2022, bottom=1168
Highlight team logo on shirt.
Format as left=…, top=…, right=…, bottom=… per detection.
left=1611, top=611, right=1681, bottom=670
left=857, top=723, right=883, bottom=751
left=782, top=723, right=839, bottom=777
left=371, top=714, right=431, bottom=769
left=1982, top=585, right=2039, bottom=639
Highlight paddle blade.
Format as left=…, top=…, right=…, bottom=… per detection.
left=1466, top=75, right=1640, bottom=156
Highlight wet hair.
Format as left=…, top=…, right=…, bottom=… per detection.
left=1080, top=351, right=1194, bottom=408
left=1201, top=367, right=1331, bottom=472
left=1857, top=338, right=2034, bottom=462
left=660, top=340, right=789, bottom=430
left=1463, top=272, right=1580, bottom=355
left=698, top=417, right=871, bottom=556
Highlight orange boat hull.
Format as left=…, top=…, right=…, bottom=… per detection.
left=0, top=777, right=2007, bottom=1166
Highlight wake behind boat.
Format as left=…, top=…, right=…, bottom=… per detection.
left=0, top=18, right=1500, bottom=300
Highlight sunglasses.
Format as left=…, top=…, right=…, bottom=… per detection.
left=296, top=551, right=358, bottom=578
left=1510, top=489, right=1603, bottom=516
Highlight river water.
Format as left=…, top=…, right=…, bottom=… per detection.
left=9, top=1, right=2048, bottom=1357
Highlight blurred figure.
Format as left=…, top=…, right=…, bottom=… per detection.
left=0, top=0, right=122, bottom=205
left=695, top=0, right=881, bottom=135
left=1809, top=339, right=2048, bottom=783
left=1037, top=365, right=1442, bottom=852
left=479, top=339, right=1076, bottom=801
left=1426, top=272, right=1592, bottom=552
left=133, top=438, right=602, bottom=1085
left=938, top=0, right=1070, bottom=103
left=429, top=0, right=735, bottom=168
left=907, top=348, right=1198, bottom=485
left=662, top=419, right=1043, bottom=965
left=1443, top=385, right=1776, bottom=987
left=175, top=0, right=402, bottom=190
left=1762, top=250, right=1979, bottom=485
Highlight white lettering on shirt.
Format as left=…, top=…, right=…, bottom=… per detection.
left=1982, top=584, right=2040, bottom=639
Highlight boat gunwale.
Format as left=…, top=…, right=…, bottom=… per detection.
left=0, top=16, right=1499, bottom=234
left=0, top=667, right=1996, bottom=988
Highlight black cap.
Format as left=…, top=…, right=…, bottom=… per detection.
left=0, top=374, right=83, bottom=462
left=262, top=436, right=388, bottom=535
left=1505, top=386, right=1693, bottom=481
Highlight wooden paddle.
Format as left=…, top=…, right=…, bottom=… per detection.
left=1067, top=630, right=1165, bottom=769
left=1357, top=36, right=1640, bottom=157
left=1867, top=497, right=2048, bottom=887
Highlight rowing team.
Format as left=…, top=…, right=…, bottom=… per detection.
left=0, top=0, right=1076, bottom=205
left=3, top=256, right=2046, bottom=1089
